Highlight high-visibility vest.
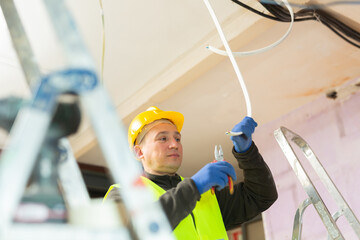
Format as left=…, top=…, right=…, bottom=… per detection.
left=104, top=176, right=228, bottom=240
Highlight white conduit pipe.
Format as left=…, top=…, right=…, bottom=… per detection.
left=202, top=0, right=294, bottom=136
left=203, top=0, right=253, bottom=118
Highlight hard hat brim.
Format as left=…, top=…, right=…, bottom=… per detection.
left=128, top=108, right=184, bottom=147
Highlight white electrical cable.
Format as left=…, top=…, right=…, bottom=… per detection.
left=203, top=0, right=252, bottom=118
left=202, top=0, right=293, bottom=136
left=207, top=0, right=294, bottom=57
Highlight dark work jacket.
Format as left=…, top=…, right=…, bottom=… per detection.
left=105, top=142, right=278, bottom=230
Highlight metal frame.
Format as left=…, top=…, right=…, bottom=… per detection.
left=0, top=0, right=91, bottom=210
left=0, top=1, right=174, bottom=239
left=274, top=126, right=360, bottom=240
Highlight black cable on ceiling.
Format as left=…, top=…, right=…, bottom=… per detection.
left=231, top=0, right=360, bottom=48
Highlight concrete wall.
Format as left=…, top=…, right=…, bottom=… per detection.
left=253, top=92, right=360, bottom=239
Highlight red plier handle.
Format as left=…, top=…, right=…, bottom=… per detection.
left=211, top=145, right=234, bottom=195
left=211, top=176, right=233, bottom=194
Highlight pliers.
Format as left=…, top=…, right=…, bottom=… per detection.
left=211, top=145, right=234, bottom=195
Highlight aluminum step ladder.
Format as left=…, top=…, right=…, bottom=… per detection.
left=0, top=0, right=91, bottom=211
left=0, top=0, right=174, bottom=239
left=274, top=126, right=360, bottom=240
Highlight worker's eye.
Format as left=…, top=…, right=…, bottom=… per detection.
left=175, top=137, right=181, bottom=142
left=159, top=137, right=167, bottom=141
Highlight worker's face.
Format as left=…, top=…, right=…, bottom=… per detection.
left=134, top=123, right=183, bottom=176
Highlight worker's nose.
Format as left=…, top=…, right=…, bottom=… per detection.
left=169, top=138, right=179, bottom=149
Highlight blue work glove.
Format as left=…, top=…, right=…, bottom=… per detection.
left=191, top=161, right=237, bottom=195
left=230, top=116, right=258, bottom=153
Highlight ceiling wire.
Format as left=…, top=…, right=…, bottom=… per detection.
left=231, top=0, right=360, bottom=48
left=207, top=0, right=294, bottom=57
left=260, top=0, right=360, bottom=8
left=98, top=0, right=105, bottom=84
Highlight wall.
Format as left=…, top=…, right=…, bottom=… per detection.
left=253, top=91, right=360, bottom=239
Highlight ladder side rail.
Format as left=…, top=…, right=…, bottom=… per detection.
left=0, top=0, right=41, bottom=88
left=0, top=87, right=57, bottom=237
left=58, top=139, right=91, bottom=207
left=274, top=127, right=344, bottom=240
left=291, top=134, right=360, bottom=237
left=328, top=211, right=344, bottom=240
left=42, top=0, right=95, bottom=69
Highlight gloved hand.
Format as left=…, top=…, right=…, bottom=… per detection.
left=230, top=116, right=258, bottom=153
left=191, top=161, right=237, bottom=195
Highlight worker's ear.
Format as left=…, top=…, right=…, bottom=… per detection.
left=133, top=145, right=144, bottom=160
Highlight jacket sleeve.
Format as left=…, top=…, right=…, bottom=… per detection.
left=104, top=178, right=200, bottom=230
left=215, top=142, right=278, bottom=230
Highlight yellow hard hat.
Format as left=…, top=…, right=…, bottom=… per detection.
left=128, top=106, right=184, bottom=148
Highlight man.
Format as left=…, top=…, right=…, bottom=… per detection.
left=104, top=106, right=277, bottom=239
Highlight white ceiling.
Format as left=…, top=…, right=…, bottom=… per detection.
left=1, top=0, right=359, bottom=177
